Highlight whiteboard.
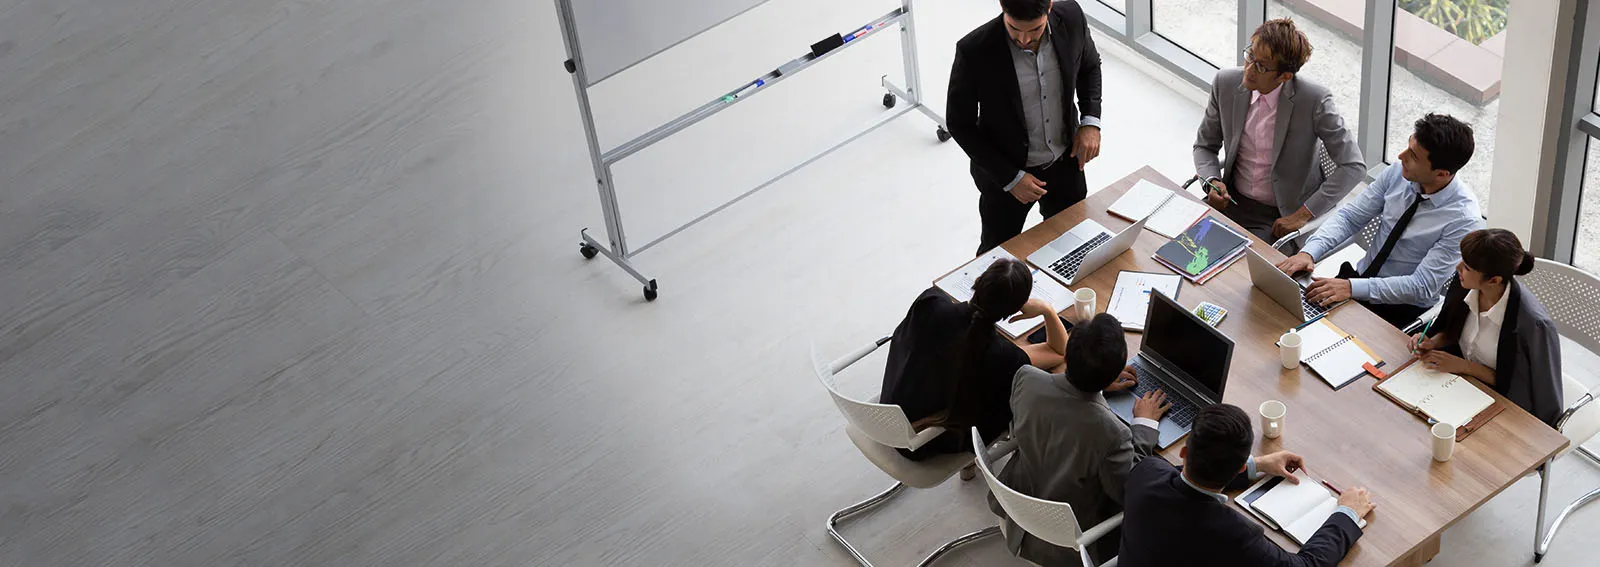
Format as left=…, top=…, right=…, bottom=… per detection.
left=570, top=0, right=773, bottom=86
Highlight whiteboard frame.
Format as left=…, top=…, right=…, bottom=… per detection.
left=558, top=0, right=946, bottom=300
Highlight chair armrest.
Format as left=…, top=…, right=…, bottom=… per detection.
left=1077, top=512, right=1124, bottom=567
left=829, top=335, right=893, bottom=374
left=906, top=426, right=948, bottom=451
left=983, top=434, right=1018, bottom=460
left=1557, top=391, right=1597, bottom=433
left=1078, top=512, right=1123, bottom=546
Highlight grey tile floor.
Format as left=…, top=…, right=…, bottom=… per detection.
left=0, top=0, right=1594, bottom=565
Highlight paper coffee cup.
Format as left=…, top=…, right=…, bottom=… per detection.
left=1279, top=331, right=1302, bottom=370
left=1432, top=422, right=1456, bottom=462
left=1260, top=400, right=1286, bottom=439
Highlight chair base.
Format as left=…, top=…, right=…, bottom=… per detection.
left=826, top=481, right=1001, bottom=566
left=1533, top=444, right=1600, bottom=561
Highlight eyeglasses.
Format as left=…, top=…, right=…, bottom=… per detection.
left=1242, top=47, right=1280, bottom=74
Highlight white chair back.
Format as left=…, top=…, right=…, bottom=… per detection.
left=1519, top=258, right=1600, bottom=356
left=812, top=343, right=919, bottom=449
left=971, top=427, right=1085, bottom=550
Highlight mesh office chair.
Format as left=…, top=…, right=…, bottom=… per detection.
left=970, top=427, right=1122, bottom=567
left=812, top=338, right=1001, bottom=566
left=1508, top=259, right=1600, bottom=563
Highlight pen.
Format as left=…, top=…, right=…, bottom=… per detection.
left=1203, top=178, right=1239, bottom=206
left=1413, top=314, right=1436, bottom=355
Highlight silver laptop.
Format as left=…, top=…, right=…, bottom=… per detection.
left=1106, top=290, right=1235, bottom=448
left=1244, top=247, right=1342, bottom=322
left=1027, top=217, right=1147, bottom=286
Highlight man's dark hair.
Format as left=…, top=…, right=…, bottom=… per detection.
left=1185, top=404, right=1254, bottom=489
left=1413, top=113, right=1475, bottom=175
left=1000, top=0, right=1051, bottom=20
left=1065, top=313, right=1129, bottom=392
left=1250, top=18, right=1313, bottom=73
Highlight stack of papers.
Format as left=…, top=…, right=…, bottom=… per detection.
left=1105, top=271, right=1182, bottom=331
left=1108, top=180, right=1211, bottom=239
left=935, top=248, right=1077, bottom=338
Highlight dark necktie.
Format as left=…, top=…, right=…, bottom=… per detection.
left=1362, top=193, right=1425, bottom=278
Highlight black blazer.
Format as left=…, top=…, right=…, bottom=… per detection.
left=1433, top=276, right=1565, bottom=427
left=946, top=1, right=1103, bottom=193
left=1118, top=458, right=1362, bottom=567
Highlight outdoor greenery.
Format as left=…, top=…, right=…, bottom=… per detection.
left=1400, top=0, right=1509, bottom=45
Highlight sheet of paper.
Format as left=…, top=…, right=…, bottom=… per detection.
left=996, top=268, right=1079, bottom=338
left=1294, top=319, right=1345, bottom=360
left=1145, top=197, right=1210, bottom=240
left=1106, top=271, right=1182, bottom=330
left=1305, top=341, right=1375, bottom=389
left=1283, top=497, right=1341, bottom=546
left=935, top=248, right=1014, bottom=303
left=1108, top=180, right=1175, bottom=222
left=1312, top=245, right=1368, bottom=280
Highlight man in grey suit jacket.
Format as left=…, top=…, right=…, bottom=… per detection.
left=1193, top=18, right=1363, bottom=244
left=988, top=314, right=1171, bottom=565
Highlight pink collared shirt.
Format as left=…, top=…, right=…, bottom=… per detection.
left=1234, top=85, right=1281, bottom=206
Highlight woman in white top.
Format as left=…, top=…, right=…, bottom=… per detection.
left=1410, top=229, right=1564, bottom=426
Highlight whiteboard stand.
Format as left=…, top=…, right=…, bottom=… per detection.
left=558, top=0, right=947, bottom=301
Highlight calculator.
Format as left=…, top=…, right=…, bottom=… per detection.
left=1193, top=302, right=1227, bottom=327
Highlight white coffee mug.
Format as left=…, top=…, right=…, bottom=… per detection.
left=1260, top=400, right=1287, bottom=439
left=1074, top=288, right=1097, bottom=322
left=1432, top=422, right=1456, bottom=462
left=1279, top=331, right=1302, bottom=370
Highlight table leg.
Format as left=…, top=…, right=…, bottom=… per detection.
left=1394, top=533, right=1442, bottom=566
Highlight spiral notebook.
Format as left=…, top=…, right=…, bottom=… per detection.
left=1295, top=319, right=1383, bottom=389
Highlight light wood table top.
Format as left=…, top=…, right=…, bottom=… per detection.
left=989, top=166, right=1568, bottom=566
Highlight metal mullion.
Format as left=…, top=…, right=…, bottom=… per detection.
left=1240, top=0, right=1267, bottom=66
left=1548, top=0, right=1600, bottom=261
left=1357, top=0, right=1396, bottom=171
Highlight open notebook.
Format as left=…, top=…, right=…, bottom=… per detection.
left=1375, top=360, right=1498, bottom=430
left=1294, top=319, right=1382, bottom=389
left=1108, top=180, right=1210, bottom=239
left=935, top=248, right=1077, bottom=338
left=1239, top=470, right=1366, bottom=546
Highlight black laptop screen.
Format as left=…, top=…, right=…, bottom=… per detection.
left=1142, top=291, right=1234, bottom=400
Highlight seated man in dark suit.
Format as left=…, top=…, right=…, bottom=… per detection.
left=1118, top=404, right=1376, bottom=567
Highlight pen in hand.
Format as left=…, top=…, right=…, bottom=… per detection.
left=1203, top=179, right=1239, bottom=206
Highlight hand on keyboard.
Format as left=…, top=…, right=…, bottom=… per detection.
left=1105, top=365, right=1138, bottom=392
left=1133, top=390, right=1172, bottom=421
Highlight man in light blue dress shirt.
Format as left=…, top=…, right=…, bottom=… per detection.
left=1277, top=114, right=1483, bottom=329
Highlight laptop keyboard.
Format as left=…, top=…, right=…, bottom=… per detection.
left=1129, top=358, right=1201, bottom=427
left=1301, top=295, right=1328, bottom=319
left=1048, top=232, right=1112, bottom=282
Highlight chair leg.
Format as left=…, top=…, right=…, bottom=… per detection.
left=1535, top=463, right=1550, bottom=563
left=826, top=482, right=907, bottom=566
left=1577, top=445, right=1600, bottom=468
left=825, top=482, right=1002, bottom=567
left=1536, top=484, right=1600, bottom=562
left=913, top=525, right=1001, bottom=567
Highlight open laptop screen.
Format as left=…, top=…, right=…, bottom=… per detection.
left=1142, top=291, right=1234, bottom=401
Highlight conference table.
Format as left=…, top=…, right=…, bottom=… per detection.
left=986, top=166, right=1569, bottom=566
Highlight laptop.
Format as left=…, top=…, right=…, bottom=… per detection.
left=1244, top=247, right=1343, bottom=322
left=1106, top=290, right=1235, bottom=448
left=1027, top=217, right=1147, bottom=286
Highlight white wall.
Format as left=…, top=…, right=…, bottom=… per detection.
left=1487, top=0, right=1568, bottom=243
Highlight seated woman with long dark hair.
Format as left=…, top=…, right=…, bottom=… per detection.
left=1412, top=228, right=1564, bottom=426
left=880, top=258, right=1069, bottom=461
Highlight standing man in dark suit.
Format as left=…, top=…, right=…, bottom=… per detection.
left=948, top=0, right=1103, bottom=255
left=1118, top=404, right=1376, bottom=567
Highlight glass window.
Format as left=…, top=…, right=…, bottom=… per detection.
left=1267, top=2, right=1367, bottom=144
left=1100, top=0, right=1126, bottom=15
left=1575, top=138, right=1600, bottom=273
left=1385, top=0, right=1510, bottom=215
left=1152, top=0, right=1236, bottom=68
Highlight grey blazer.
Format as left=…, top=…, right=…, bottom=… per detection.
left=1435, top=277, right=1565, bottom=426
left=988, top=365, right=1159, bottom=566
left=1193, top=68, right=1365, bottom=218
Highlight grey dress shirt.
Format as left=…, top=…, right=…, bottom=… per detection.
left=1003, top=29, right=1102, bottom=191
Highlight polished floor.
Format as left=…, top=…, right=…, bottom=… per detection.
left=1, top=0, right=1596, bottom=565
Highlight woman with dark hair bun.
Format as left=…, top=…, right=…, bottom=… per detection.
left=880, top=258, right=1069, bottom=461
left=1411, top=229, right=1564, bottom=426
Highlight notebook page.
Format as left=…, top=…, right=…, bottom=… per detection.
left=935, top=248, right=1013, bottom=303
left=1109, top=180, right=1175, bottom=221
left=1295, top=320, right=1346, bottom=361
left=1417, top=374, right=1495, bottom=428
left=1376, top=363, right=1456, bottom=408
left=1252, top=470, right=1331, bottom=531
left=1283, top=497, right=1341, bottom=546
left=1146, top=198, right=1211, bottom=239
left=1306, top=340, right=1374, bottom=388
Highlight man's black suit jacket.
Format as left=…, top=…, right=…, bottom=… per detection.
left=1117, top=458, right=1363, bottom=567
left=946, top=1, right=1103, bottom=193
